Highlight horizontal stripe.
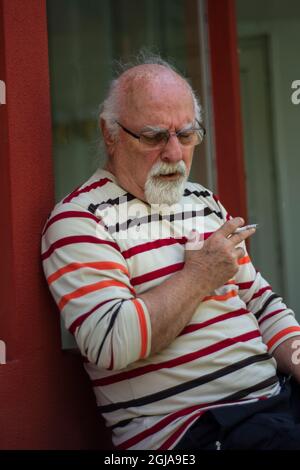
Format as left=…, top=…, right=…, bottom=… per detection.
left=108, top=209, right=205, bottom=234
left=267, top=326, right=300, bottom=350
left=42, top=210, right=100, bottom=236
left=131, top=262, right=184, bottom=286
left=102, top=353, right=270, bottom=416
left=94, top=330, right=261, bottom=388
left=249, top=286, right=272, bottom=301
left=254, top=293, right=281, bottom=320
left=236, top=281, right=254, bottom=290
left=179, top=308, right=249, bottom=336
left=238, top=255, right=251, bottom=265
left=258, top=308, right=286, bottom=326
left=63, top=177, right=112, bottom=203
left=117, top=392, right=259, bottom=449
left=41, top=235, right=120, bottom=261
left=159, top=412, right=203, bottom=450
left=47, top=261, right=129, bottom=285
left=133, top=299, right=148, bottom=359
left=122, top=238, right=186, bottom=260
left=88, top=192, right=136, bottom=215
left=58, top=280, right=134, bottom=311
left=203, top=289, right=238, bottom=302
left=184, top=188, right=211, bottom=198
left=158, top=377, right=277, bottom=450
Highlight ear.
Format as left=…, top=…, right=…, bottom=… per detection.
left=100, top=118, right=116, bottom=153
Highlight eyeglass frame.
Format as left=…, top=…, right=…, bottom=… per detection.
left=115, top=119, right=206, bottom=148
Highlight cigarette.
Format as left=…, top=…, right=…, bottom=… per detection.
left=234, top=224, right=258, bottom=234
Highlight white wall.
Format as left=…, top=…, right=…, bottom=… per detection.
left=237, top=4, right=300, bottom=316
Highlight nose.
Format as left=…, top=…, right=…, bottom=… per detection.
left=160, top=134, right=182, bottom=163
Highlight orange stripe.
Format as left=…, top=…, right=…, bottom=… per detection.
left=58, top=280, right=134, bottom=311
left=238, top=256, right=251, bottom=265
left=203, top=290, right=238, bottom=302
left=267, top=326, right=300, bottom=350
left=47, top=261, right=129, bottom=285
left=133, top=299, right=148, bottom=359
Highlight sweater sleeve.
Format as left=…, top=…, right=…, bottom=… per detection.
left=213, top=197, right=300, bottom=354
left=41, top=202, right=151, bottom=370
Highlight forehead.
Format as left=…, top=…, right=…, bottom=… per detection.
left=118, top=66, right=195, bottom=127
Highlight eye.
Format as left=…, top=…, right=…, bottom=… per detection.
left=177, top=130, right=195, bottom=144
left=140, top=131, right=168, bottom=146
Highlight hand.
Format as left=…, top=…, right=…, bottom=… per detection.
left=184, top=218, right=256, bottom=294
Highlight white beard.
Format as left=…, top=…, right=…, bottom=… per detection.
left=144, top=161, right=187, bottom=205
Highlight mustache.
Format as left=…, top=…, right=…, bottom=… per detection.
left=150, top=161, right=187, bottom=177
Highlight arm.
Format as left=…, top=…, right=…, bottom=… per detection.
left=272, top=336, right=300, bottom=382
left=214, top=198, right=300, bottom=360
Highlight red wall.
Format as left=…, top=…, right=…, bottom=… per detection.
left=0, top=0, right=110, bottom=449
left=207, top=0, right=247, bottom=220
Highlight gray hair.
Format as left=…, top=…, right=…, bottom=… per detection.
left=99, top=51, right=202, bottom=140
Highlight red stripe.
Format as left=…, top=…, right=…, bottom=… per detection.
left=41, top=235, right=120, bottom=261
left=267, top=326, right=300, bottom=350
left=117, top=394, right=263, bottom=449
left=131, top=262, right=184, bottom=286
left=122, top=238, right=186, bottom=259
left=159, top=412, right=203, bottom=450
left=236, top=281, right=254, bottom=290
left=248, top=286, right=272, bottom=302
left=121, top=233, right=214, bottom=260
left=92, top=330, right=261, bottom=387
left=63, top=177, right=112, bottom=203
left=69, top=299, right=112, bottom=334
left=179, top=308, right=249, bottom=335
left=258, top=308, right=286, bottom=326
left=118, top=409, right=204, bottom=450
left=132, top=299, right=148, bottom=359
left=42, top=210, right=100, bottom=235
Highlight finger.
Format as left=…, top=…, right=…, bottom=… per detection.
left=229, top=226, right=256, bottom=246
left=217, top=217, right=245, bottom=238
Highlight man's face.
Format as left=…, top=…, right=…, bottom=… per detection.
left=104, top=70, right=196, bottom=205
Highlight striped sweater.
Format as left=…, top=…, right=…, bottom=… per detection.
left=41, top=167, right=300, bottom=450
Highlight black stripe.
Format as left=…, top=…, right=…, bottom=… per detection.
left=254, top=293, right=281, bottom=320
left=203, top=206, right=223, bottom=219
left=220, top=375, right=279, bottom=402
left=88, top=193, right=136, bottom=214
left=104, top=375, right=279, bottom=430
left=184, top=189, right=211, bottom=198
left=97, top=353, right=272, bottom=413
left=82, top=301, right=122, bottom=356
left=95, top=301, right=124, bottom=365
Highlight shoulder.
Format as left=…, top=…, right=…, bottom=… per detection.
left=184, top=181, right=224, bottom=216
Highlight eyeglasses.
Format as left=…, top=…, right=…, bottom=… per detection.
left=115, top=120, right=206, bottom=149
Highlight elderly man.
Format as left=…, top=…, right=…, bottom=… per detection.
left=42, top=57, right=300, bottom=450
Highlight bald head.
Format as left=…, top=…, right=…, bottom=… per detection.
left=99, top=60, right=202, bottom=140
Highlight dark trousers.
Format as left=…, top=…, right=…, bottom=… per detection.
left=174, top=376, right=300, bottom=450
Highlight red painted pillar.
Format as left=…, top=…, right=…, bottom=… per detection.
left=207, top=0, right=247, bottom=220
left=0, top=0, right=109, bottom=449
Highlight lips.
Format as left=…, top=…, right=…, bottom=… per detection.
left=158, top=172, right=181, bottom=178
